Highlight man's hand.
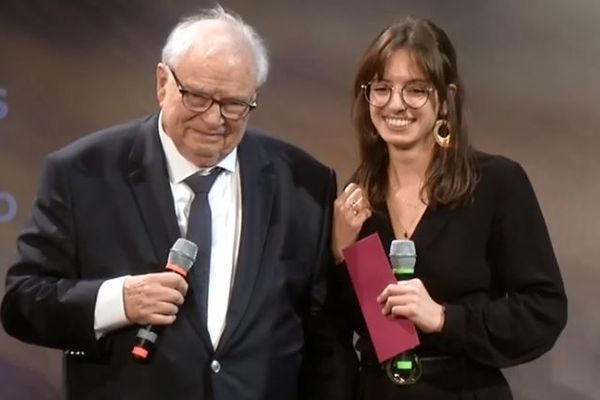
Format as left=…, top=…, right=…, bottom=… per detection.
left=123, top=272, right=188, bottom=326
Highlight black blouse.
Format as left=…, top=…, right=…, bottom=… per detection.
left=331, top=152, right=567, bottom=370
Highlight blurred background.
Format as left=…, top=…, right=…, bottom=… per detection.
left=1, top=0, right=598, bottom=398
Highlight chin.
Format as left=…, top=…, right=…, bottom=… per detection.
left=194, top=157, right=220, bottom=168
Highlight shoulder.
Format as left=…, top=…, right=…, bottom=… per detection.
left=476, top=151, right=531, bottom=187
left=244, top=129, right=333, bottom=175
left=474, top=151, right=538, bottom=206
left=46, top=114, right=155, bottom=168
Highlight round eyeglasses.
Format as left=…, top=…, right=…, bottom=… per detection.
left=168, top=66, right=257, bottom=120
left=361, top=81, right=434, bottom=109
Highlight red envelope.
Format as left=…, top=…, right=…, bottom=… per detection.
left=343, top=233, right=420, bottom=363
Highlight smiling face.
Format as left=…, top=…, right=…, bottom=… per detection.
left=369, top=48, right=441, bottom=152
left=156, top=21, right=258, bottom=167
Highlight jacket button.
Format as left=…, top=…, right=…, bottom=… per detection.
left=210, top=360, right=221, bottom=373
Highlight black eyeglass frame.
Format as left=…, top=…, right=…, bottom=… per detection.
left=168, top=66, right=257, bottom=120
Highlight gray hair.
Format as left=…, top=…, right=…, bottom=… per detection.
left=161, top=5, right=269, bottom=87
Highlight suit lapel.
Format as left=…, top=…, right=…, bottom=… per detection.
left=126, top=114, right=180, bottom=263
left=127, top=114, right=213, bottom=347
left=218, top=133, right=275, bottom=351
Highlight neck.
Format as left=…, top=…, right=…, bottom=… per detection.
left=386, top=142, right=433, bottom=188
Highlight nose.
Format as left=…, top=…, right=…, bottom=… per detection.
left=387, top=88, right=407, bottom=111
left=201, top=101, right=225, bottom=127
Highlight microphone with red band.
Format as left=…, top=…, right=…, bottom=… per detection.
left=131, top=238, right=198, bottom=361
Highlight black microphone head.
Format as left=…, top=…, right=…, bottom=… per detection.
left=389, top=239, right=416, bottom=274
left=168, top=238, right=198, bottom=272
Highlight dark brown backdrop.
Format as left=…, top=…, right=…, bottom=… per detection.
left=1, top=1, right=598, bottom=399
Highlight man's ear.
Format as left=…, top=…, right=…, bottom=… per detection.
left=156, top=63, right=169, bottom=106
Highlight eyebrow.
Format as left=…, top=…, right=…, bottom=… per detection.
left=377, top=78, right=430, bottom=85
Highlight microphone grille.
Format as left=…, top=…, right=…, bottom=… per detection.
left=168, top=238, right=198, bottom=271
left=389, top=239, right=416, bottom=270
left=389, top=239, right=416, bottom=257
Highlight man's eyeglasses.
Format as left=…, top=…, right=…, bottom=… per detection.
left=168, top=66, right=256, bottom=120
left=361, top=80, right=434, bottom=109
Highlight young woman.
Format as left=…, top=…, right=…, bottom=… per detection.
left=330, top=17, right=567, bottom=399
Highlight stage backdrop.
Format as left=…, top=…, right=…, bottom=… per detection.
left=1, top=1, right=598, bottom=399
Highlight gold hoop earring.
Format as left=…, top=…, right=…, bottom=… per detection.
left=433, top=119, right=451, bottom=148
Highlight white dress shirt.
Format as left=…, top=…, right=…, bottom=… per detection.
left=94, top=112, right=241, bottom=349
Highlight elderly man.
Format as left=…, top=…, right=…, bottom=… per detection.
left=1, top=6, right=337, bottom=400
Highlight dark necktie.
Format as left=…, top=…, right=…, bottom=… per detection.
left=184, top=168, right=221, bottom=321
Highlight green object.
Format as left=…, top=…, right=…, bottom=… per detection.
left=395, top=360, right=413, bottom=370
left=393, top=267, right=414, bottom=275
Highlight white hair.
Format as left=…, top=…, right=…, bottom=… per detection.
left=161, top=4, right=269, bottom=86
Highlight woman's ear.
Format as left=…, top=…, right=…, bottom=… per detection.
left=441, top=83, right=457, bottom=115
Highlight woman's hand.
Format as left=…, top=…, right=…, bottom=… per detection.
left=377, top=278, right=445, bottom=333
left=331, top=183, right=372, bottom=263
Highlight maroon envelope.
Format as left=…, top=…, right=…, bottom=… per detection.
left=342, top=233, right=420, bottom=363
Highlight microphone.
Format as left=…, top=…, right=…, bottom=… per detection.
left=385, top=239, right=422, bottom=385
left=389, top=239, right=416, bottom=279
left=131, top=238, right=198, bottom=361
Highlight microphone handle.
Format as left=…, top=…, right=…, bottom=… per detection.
left=386, top=264, right=420, bottom=384
left=131, top=324, right=163, bottom=360
left=393, top=269, right=414, bottom=281
left=131, top=264, right=189, bottom=361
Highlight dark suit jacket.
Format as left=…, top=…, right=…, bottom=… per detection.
left=1, top=113, right=337, bottom=400
left=331, top=153, right=567, bottom=399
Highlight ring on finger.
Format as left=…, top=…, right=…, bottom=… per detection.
left=351, top=200, right=360, bottom=215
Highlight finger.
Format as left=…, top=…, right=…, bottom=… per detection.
left=347, top=190, right=372, bottom=219
left=346, top=187, right=364, bottom=207
left=345, top=189, right=363, bottom=211
left=154, top=301, right=179, bottom=316
left=334, top=188, right=352, bottom=211
left=158, top=273, right=189, bottom=295
left=155, top=287, right=186, bottom=306
left=172, top=290, right=185, bottom=306
left=400, top=278, right=419, bottom=286
left=343, top=182, right=359, bottom=195
left=376, top=287, right=389, bottom=304
left=398, top=280, right=428, bottom=300
left=125, top=301, right=178, bottom=326
left=379, top=283, right=404, bottom=298
left=347, top=186, right=373, bottom=211
left=355, top=207, right=372, bottom=223
left=146, top=313, right=177, bottom=326
left=389, top=304, right=415, bottom=319
left=347, top=201, right=361, bottom=218
left=381, top=294, right=408, bottom=314
left=335, top=184, right=356, bottom=210
left=173, top=277, right=189, bottom=296
left=376, top=284, right=392, bottom=303
left=377, top=285, right=399, bottom=304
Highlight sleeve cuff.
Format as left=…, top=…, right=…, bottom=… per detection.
left=438, top=303, right=467, bottom=352
left=94, top=275, right=131, bottom=339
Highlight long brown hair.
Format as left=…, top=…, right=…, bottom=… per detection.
left=352, top=17, right=479, bottom=208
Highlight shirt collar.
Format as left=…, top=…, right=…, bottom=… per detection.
left=158, top=111, right=237, bottom=184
